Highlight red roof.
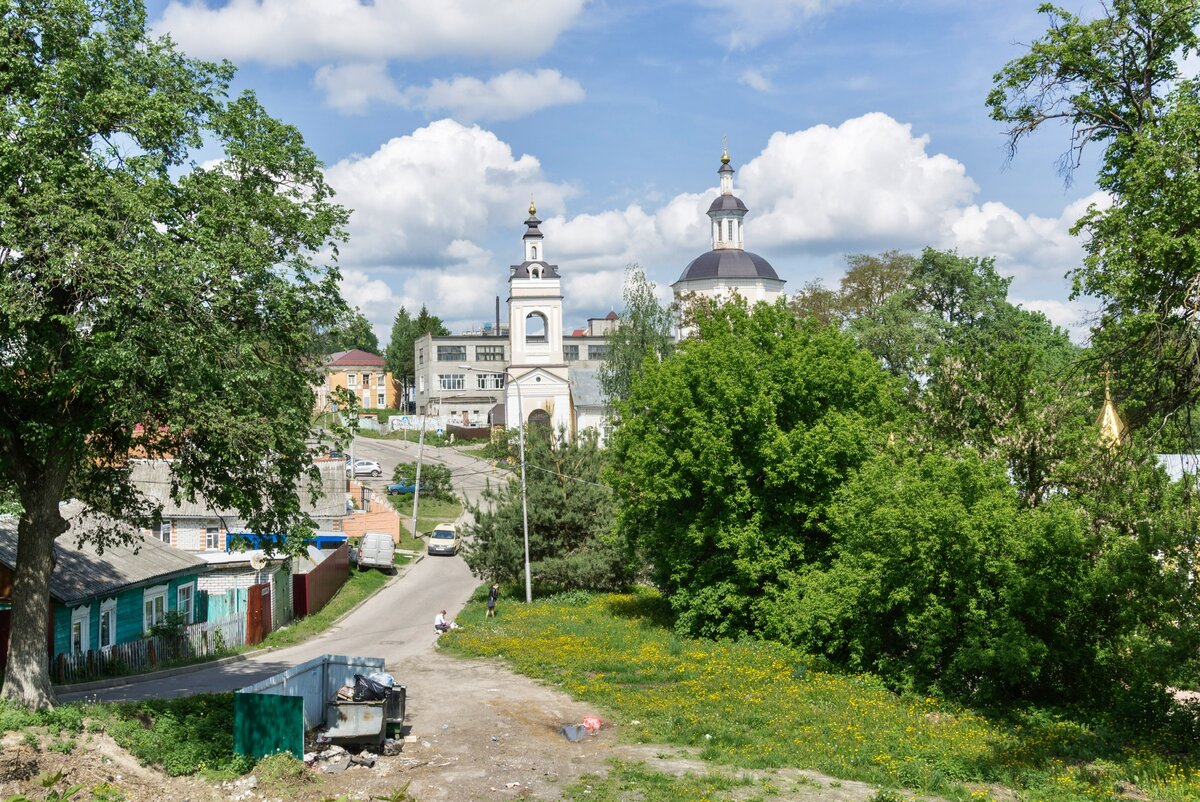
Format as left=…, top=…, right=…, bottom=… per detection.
left=326, top=349, right=386, bottom=368
left=606, top=310, right=618, bottom=320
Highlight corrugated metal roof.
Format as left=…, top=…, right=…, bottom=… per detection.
left=129, top=459, right=346, bottom=522
left=569, top=368, right=609, bottom=408
left=0, top=503, right=207, bottom=606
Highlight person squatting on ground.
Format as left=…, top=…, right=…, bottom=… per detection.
left=435, top=609, right=450, bottom=634
left=487, top=583, right=499, bottom=618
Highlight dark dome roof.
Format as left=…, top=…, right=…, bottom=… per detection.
left=676, top=249, right=781, bottom=283
left=708, top=194, right=748, bottom=213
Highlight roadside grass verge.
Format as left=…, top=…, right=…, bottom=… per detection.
left=413, top=496, right=463, bottom=536
left=260, top=565, right=391, bottom=649
left=0, top=693, right=252, bottom=780
left=561, top=760, right=779, bottom=802
left=440, top=588, right=1200, bottom=802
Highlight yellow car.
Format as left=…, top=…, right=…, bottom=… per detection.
left=427, top=523, right=460, bottom=556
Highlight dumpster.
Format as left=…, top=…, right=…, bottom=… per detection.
left=233, top=654, right=386, bottom=759
left=323, top=684, right=405, bottom=745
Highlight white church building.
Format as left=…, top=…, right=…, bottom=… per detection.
left=413, top=148, right=787, bottom=435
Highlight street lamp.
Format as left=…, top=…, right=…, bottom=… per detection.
left=461, top=364, right=531, bottom=603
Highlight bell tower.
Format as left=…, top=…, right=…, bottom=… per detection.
left=507, top=199, right=571, bottom=433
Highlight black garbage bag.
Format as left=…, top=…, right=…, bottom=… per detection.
left=353, top=673, right=390, bottom=702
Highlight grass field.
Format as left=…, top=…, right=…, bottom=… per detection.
left=441, top=589, right=1200, bottom=802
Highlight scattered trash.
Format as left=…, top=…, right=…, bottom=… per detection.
left=420, top=740, right=432, bottom=748
left=323, top=759, right=350, bottom=775
left=581, top=715, right=603, bottom=732
left=350, top=753, right=377, bottom=768
left=404, top=735, right=418, bottom=743
left=490, top=735, right=499, bottom=742
left=353, top=673, right=391, bottom=701
left=505, top=782, right=521, bottom=788
left=630, top=720, right=641, bottom=726
left=561, top=724, right=587, bottom=742
left=704, top=733, right=713, bottom=741
left=441, top=721, right=450, bottom=729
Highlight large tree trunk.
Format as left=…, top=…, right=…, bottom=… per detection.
left=0, top=494, right=66, bottom=709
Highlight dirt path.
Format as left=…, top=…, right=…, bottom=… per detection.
left=2, top=648, right=933, bottom=802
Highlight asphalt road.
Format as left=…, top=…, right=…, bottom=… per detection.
left=59, top=436, right=515, bottom=704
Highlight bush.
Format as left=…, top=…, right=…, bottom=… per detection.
left=391, top=461, right=453, bottom=499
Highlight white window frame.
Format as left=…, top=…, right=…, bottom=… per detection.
left=362, top=388, right=371, bottom=409
left=347, top=372, right=357, bottom=389
left=204, top=525, right=222, bottom=551
left=376, top=372, right=385, bottom=387
left=377, top=389, right=386, bottom=408
left=438, top=374, right=465, bottom=391
left=99, top=598, right=117, bottom=650
left=70, top=605, right=90, bottom=654
left=159, top=521, right=172, bottom=544
left=177, top=583, right=194, bottom=625
left=476, top=372, right=505, bottom=390
left=143, top=584, right=168, bottom=632
left=418, top=375, right=425, bottom=393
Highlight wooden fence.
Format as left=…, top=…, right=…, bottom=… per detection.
left=54, top=614, right=247, bottom=685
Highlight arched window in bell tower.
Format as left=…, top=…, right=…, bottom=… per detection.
left=525, top=311, right=548, bottom=343
left=531, top=245, right=538, bottom=260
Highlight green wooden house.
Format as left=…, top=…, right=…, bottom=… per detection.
left=0, top=502, right=208, bottom=668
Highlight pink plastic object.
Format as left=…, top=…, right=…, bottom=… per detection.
left=581, top=715, right=603, bottom=732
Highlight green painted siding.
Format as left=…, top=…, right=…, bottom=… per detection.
left=50, top=574, right=201, bottom=657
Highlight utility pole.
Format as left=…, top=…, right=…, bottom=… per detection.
left=410, top=415, right=427, bottom=540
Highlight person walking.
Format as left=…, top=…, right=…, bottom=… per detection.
left=486, top=583, right=500, bottom=618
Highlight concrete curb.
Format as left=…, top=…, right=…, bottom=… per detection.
left=53, top=554, right=425, bottom=697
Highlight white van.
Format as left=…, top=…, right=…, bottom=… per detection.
left=357, top=531, right=396, bottom=573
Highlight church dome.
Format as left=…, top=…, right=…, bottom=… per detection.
left=708, top=194, right=748, bottom=213
left=677, top=249, right=780, bottom=282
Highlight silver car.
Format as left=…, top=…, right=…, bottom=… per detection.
left=349, top=459, right=382, bottom=477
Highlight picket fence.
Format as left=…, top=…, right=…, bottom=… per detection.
left=54, top=614, right=247, bottom=685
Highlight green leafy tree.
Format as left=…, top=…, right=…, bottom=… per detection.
left=838, top=250, right=915, bottom=319
left=387, top=305, right=449, bottom=411
left=390, top=461, right=453, bottom=500
left=0, top=0, right=348, bottom=707
left=788, top=279, right=844, bottom=328
left=608, top=300, right=901, bottom=639
left=312, top=308, right=378, bottom=355
left=779, top=445, right=1198, bottom=711
left=598, top=264, right=675, bottom=406
left=462, top=427, right=628, bottom=592
left=920, top=304, right=1088, bottom=505
left=989, top=0, right=1200, bottom=427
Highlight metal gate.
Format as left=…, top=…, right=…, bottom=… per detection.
left=246, top=583, right=272, bottom=645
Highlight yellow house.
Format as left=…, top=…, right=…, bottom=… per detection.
left=316, top=349, right=396, bottom=412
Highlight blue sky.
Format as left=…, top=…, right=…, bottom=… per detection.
left=146, top=1, right=1111, bottom=342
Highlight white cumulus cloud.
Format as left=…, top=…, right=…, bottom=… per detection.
left=155, top=0, right=588, bottom=65
left=404, top=69, right=585, bottom=122
left=325, top=113, right=1099, bottom=343
left=313, top=62, right=403, bottom=115
left=325, top=119, right=573, bottom=270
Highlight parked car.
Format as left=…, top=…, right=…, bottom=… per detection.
left=386, top=478, right=429, bottom=495
left=349, top=459, right=382, bottom=477
left=357, top=531, right=395, bottom=572
left=427, top=523, right=460, bottom=556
